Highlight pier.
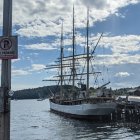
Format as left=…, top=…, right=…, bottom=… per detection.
left=97, top=101, right=140, bottom=123
left=111, top=102, right=140, bottom=123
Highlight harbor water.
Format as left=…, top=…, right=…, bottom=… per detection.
left=11, top=99, right=140, bottom=140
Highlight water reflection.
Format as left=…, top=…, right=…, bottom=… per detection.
left=11, top=100, right=140, bottom=140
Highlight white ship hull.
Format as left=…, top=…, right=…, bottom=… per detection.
left=49, top=99, right=116, bottom=119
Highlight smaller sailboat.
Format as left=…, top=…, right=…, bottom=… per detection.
left=44, top=7, right=116, bottom=120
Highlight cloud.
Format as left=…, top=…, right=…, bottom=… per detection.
left=12, top=69, right=30, bottom=76
left=42, top=75, right=57, bottom=81
left=1, top=0, right=140, bottom=90
left=80, top=0, right=108, bottom=9
left=14, top=33, right=140, bottom=72
left=30, top=64, right=46, bottom=71
left=61, top=33, right=140, bottom=55
left=115, top=72, right=130, bottom=77
left=82, top=34, right=140, bottom=66
left=63, top=34, right=140, bottom=66
left=25, top=43, right=58, bottom=50
left=29, top=52, right=39, bottom=56
left=12, top=58, right=21, bottom=63
left=0, top=0, right=139, bottom=37
left=100, top=35, right=140, bottom=54
left=67, top=48, right=73, bottom=52
left=12, top=64, right=46, bottom=77
left=95, top=54, right=140, bottom=66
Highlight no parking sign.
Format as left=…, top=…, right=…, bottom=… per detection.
left=0, top=36, right=18, bottom=59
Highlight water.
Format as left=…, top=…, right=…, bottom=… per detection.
left=11, top=99, right=140, bottom=140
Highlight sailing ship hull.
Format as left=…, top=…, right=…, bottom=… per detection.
left=49, top=99, right=116, bottom=120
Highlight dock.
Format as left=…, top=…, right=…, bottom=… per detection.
left=111, top=102, right=140, bottom=123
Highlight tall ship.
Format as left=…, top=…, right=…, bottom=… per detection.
left=44, top=7, right=116, bottom=120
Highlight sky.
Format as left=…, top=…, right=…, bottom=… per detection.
left=0, top=0, right=140, bottom=90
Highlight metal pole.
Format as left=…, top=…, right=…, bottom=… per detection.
left=0, top=0, right=12, bottom=139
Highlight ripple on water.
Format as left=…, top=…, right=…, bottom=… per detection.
left=11, top=100, right=140, bottom=140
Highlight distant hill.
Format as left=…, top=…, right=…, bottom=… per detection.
left=12, top=85, right=140, bottom=100
left=12, top=85, right=59, bottom=100
left=12, top=85, right=74, bottom=100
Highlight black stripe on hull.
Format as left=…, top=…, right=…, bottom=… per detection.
left=50, top=108, right=112, bottom=122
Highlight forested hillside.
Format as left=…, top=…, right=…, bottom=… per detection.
left=12, top=85, right=73, bottom=100
left=12, top=85, right=60, bottom=100
left=12, top=85, right=140, bottom=100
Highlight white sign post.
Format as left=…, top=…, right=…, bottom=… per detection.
left=0, top=36, right=18, bottom=59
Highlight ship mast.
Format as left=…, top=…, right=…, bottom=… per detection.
left=72, top=5, right=75, bottom=89
left=60, top=21, right=64, bottom=97
left=86, top=7, right=90, bottom=97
